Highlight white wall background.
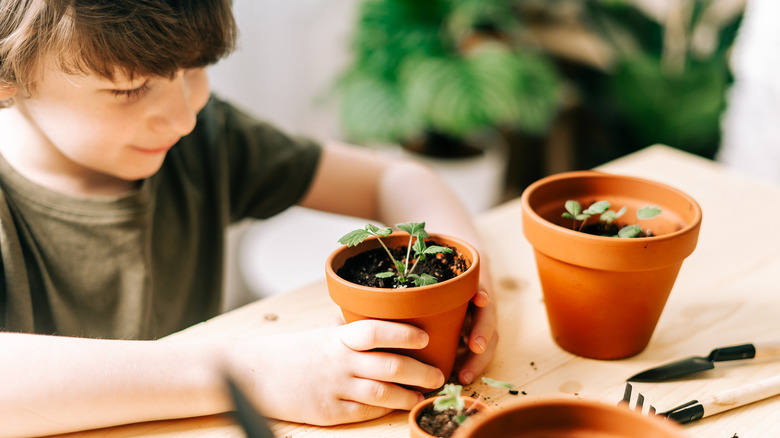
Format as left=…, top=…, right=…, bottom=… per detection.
left=718, top=0, right=780, bottom=184
left=208, top=0, right=363, bottom=310
left=207, top=0, right=358, bottom=140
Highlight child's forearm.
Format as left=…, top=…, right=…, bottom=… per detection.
left=376, top=159, right=479, bottom=242
left=0, top=332, right=230, bottom=437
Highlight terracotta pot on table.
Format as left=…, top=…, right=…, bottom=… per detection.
left=521, top=171, right=702, bottom=359
left=326, top=233, right=480, bottom=381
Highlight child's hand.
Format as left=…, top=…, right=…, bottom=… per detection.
left=226, top=320, right=445, bottom=425
left=456, top=274, right=499, bottom=385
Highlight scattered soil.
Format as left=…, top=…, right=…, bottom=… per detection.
left=416, top=405, right=480, bottom=438
left=336, top=241, right=470, bottom=288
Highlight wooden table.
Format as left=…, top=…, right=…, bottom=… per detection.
left=53, top=145, right=780, bottom=437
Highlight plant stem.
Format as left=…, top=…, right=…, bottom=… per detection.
left=407, top=257, right=421, bottom=277
left=578, top=217, right=588, bottom=232
left=463, top=396, right=481, bottom=416
left=375, top=237, right=402, bottom=277
left=403, top=234, right=413, bottom=277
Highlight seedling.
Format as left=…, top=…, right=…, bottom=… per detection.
left=432, top=378, right=517, bottom=426
left=562, top=200, right=662, bottom=238
left=434, top=383, right=469, bottom=425
left=337, top=222, right=453, bottom=287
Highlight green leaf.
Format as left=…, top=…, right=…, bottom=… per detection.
left=564, top=200, right=581, bottom=216
left=375, top=271, right=395, bottom=278
left=618, top=225, right=642, bottom=238
left=394, top=260, right=406, bottom=275
left=583, top=201, right=611, bottom=215
left=366, top=224, right=393, bottom=237
left=338, top=229, right=371, bottom=246
left=412, top=237, right=426, bottom=255
left=396, top=222, right=426, bottom=236
left=423, top=245, right=452, bottom=255
left=414, top=229, right=430, bottom=240
left=337, top=73, right=422, bottom=143
left=434, top=384, right=464, bottom=412
left=637, top=205, right=662, bottom=220
left=481, top=377, right=515, bottom=389
left=600, top=206, right=626, bottom=223
left=400, top=47, right=559, bottom=137
left=412, top=273, right=438, bottom=287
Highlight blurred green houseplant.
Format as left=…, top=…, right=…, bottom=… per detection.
left=334, top=0, right=561, bottom=157
left=528, top=0, right=744, bottom=164
left=585, top=0, right=743, bottom=159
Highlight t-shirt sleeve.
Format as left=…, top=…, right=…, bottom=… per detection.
left=186, top=95, right=323, bottom=222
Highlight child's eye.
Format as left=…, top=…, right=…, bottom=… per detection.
left=110, top=82, right=151, bottom=101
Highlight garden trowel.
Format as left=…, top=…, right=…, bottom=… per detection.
left=627, top=341, right=780, bottom=382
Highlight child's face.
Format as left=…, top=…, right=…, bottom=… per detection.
left=12, top=63, right=210, bottom=186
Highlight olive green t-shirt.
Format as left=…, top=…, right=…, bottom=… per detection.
left=0, top=95, right=321, bottom=339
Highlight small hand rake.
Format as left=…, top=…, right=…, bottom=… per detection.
left=618, top=382, right=658, bottom=416
left=619, top=375, right=780, bottom=424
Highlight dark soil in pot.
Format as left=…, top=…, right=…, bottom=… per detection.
left=417, top=405, right=480, bottom=438
left=336, top=241, right=470, bottom=288
left=578, top=222, right=654, bottom=237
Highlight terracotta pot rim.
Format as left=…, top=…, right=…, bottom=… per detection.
left=521, top=170, right=702, bottom=244
left=325, top=232, right=480, bottom=294
left=452, top=396, right=687, bottom=438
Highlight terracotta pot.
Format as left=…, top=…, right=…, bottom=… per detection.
left=326, top=233, right=480, bottom=381
left=521, top=171, right=702, bottom=359
left=409, top=395, right=492, bottom=438
left=452, top=397, right=687, bottom=438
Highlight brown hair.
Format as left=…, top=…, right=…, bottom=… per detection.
left=0, top=0, right=237, bottom=107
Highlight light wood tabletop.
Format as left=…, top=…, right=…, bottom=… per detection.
left=50, top=145, right=780, bottom=437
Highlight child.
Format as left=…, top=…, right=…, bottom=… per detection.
left=0, top=1, right=497, bottom=436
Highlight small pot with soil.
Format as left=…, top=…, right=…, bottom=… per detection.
left=409, top=384, right=492, bottom=438
left=521, top=171, right=702, bottom=359
left=326, top=222, right=480, bottom=382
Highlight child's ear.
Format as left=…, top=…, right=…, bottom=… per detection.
left=0, top=85, right=18, bottom=100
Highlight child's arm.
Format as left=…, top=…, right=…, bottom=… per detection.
left=299, top=141, right=498, bottom=384
left=0, top=320, right=443, bottom=437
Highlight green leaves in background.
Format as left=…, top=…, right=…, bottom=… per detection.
left=611, top=53, right=729, bottom=157
left=336, top=0, right=561, bottom=144
left=402, top=44, right=559, bottom=138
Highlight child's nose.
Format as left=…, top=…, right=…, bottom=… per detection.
left=150, top=72, right=198, bottom=136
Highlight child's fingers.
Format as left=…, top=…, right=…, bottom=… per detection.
left=458, top=332, right=499, bottom=385
left=466, top=297, right=497, bottom=355
left=337, top=319, right=429, bottom=351
left=349, top=351, right=445, bottom=390
left=340, top=378, right=424, bottom=411
left=471, top=283, right=490, bottom=307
